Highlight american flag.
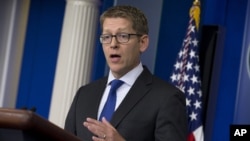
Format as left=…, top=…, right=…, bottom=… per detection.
left=170, top=1, right=204, bottom=141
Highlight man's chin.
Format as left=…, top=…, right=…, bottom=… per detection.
left=109, top=67, right=126, bottom=78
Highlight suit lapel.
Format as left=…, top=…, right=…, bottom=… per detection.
left=85, top=77, right=107, bottom=119
left=111, top=67, right=153, bottom=127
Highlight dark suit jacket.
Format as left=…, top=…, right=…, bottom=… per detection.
left=65, top=67, right=188, bottom=141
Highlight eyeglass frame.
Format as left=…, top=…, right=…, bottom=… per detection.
left=99, top=33, right=142, bottom=44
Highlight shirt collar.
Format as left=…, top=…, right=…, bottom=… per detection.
left=107, top=63, right=143, bottom=86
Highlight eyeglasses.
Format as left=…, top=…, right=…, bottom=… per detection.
left=100, top=33, right=142, bottom=44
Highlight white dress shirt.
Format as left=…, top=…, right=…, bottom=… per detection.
left=97, top=63, right=143, bottom=119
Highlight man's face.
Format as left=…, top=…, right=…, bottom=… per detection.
left=102, top=17, right=148, bottom=78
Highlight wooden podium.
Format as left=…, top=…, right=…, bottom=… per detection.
left=0, top=108, right=82, bottom=141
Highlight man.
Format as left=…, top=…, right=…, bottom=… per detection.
left=65, top=5, right=187, bottom=141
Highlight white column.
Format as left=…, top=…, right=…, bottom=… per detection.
left=49, top=0, right=100, bottom=128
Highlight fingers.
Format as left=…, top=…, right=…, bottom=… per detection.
left=92, top=134, right=106, bottom=141
left=101, top=117, right=114, bottom=129
left=92, top=136, right=106, bottom=141
left=85, top=117, right=101, bottom=124
left=83, top=118, right=107, bottom=139
left=83, top=117, right=125, bottom=141
left=83, top=117, right=109, bottom=129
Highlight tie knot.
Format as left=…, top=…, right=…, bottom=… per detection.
left=110, top=79, right=124, bottom=92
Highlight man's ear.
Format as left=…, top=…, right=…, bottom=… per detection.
left=139, top=35, right=149, bottom=53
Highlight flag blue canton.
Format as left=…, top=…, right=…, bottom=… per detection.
left=170, top=17, right=203, bottom=133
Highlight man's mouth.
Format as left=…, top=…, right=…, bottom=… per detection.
left=110, top=54, right=121, bottom=58
left=110, top=54, right=121, bottom=62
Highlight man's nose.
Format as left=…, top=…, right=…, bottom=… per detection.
left=110, top=36, right=118, bottom=48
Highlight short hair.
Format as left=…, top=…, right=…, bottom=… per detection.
left=100, top=5, right=149, bottom=35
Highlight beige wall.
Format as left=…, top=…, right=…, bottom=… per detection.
left=0, top=0, right=30, bottom=107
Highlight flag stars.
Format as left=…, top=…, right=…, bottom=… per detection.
left=187, top=87, right=195, bottom=95
left=190, top=25, right=195, bottom=33
left=190, top=75, right=198, bottom=84
left=170, top=73, right=177, bottom=82
left=178, top=50, right=183, bottom=58
left=192, top=38, right=199, bottom=47
left=189, top=50, right=196, bottom=58
left=186, top=98, right=191, bottom=106
left=170, top=11, right=203, bottom=139
left=193, top=100, right=202, bottom=109
left=187, top=38, right=192, bottom=46
left=189, top=111, right=197, bottom=121
left=186, top=62, right=193, bottom=71
left=178, top=85, right=185, bottom=93
left=197, top=90, right=202, bottom=97
left=174, top=62, right=181, bottom=70
left=183, top=74, right=189, bottom=82
left=194, top=64, right=200, bottom=72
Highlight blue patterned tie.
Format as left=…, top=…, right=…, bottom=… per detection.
left=99, top=79, right=124, bottom=121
